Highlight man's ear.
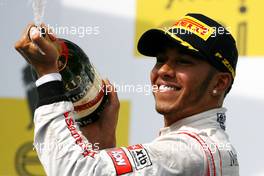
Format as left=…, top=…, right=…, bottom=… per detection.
left=211, top=72, right=232, bottom=96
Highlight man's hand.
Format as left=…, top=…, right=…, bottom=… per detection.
left=15, top=24, right=120, bottom=150
left=80, top=80, right=120, bottom=149
left=15, top=23, right=59, bottom=77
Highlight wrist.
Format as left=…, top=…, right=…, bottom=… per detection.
left=36, top=80, right=68, bottom=108
left=101, top=132, right=116, bottom=148
left=36, top=73, right=62, bottom=87
left=33, top=62, right=59, bottom=78
left=36, top=68, right=59, bottom=78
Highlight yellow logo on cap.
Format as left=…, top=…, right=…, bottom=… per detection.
left=215, top=52, right=236, bottom=78
left=171, top=16, right=215, bottom=41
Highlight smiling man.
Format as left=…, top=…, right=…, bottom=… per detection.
left=151, top=47, right=220, bottom=126
left=15, top=13, right=239, bottom=175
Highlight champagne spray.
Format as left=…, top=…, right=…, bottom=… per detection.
left=32, top=0, right=47, bottom=26
left=30, top=0, right=47, bottom=55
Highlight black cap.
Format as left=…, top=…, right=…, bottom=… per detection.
left=137, top=13, right=238, bottom=78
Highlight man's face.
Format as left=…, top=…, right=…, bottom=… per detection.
left=151, top=47, right=216, bottom=120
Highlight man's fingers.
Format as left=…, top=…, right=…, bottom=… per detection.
left=15, top=39, right=38, bottom=63
left=29, top=27, right=41, bottom=40
left=48, top=33, right=57, bottom=42
left=104, top=79, right=116, bottom=97
left=40, top=23, right=57, bottom=42
left=14, top=23, right=35, bottom=51
left=15, top=48, right=33, bottom=64
left=22, top=42, right=42, bottom=58
left=104, top=79, right=120, bottom=108
left=29, top=27, right=51, bottom=53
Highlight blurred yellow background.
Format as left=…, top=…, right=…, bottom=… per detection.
left=0, top=99, right=130, bottom=175
left=135, top=0, right=264, bottom=56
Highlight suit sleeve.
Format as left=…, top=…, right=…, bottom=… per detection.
left=33, top=81, right=205, bottom=176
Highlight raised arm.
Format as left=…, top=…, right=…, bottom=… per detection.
left=15, top=24, right=206, bottom=176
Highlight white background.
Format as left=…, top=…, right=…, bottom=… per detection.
left=0, top=0, right=264, bottom=175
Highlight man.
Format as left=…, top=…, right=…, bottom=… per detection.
left=15, top=13, right=239, bottom=175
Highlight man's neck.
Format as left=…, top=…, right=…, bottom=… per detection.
left=163, top=105, right=221, bottom=127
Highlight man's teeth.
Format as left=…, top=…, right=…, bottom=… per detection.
left=159, top=85, right=177, bottom=91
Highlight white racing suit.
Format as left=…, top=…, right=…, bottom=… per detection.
left=34, top=76, right=239, bottom=176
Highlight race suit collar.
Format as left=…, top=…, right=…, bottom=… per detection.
left=159, top=107, right=227, bottom=136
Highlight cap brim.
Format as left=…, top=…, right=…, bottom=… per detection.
left=137, top=28, right=199, bottom=57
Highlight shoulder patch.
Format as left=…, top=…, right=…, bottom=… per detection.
left=107, top=148, right=133, bottom=175
left=127, top=144, right=152, bottom=170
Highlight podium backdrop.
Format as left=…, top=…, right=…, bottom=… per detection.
left=0, top=0, right=263, bottom=175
